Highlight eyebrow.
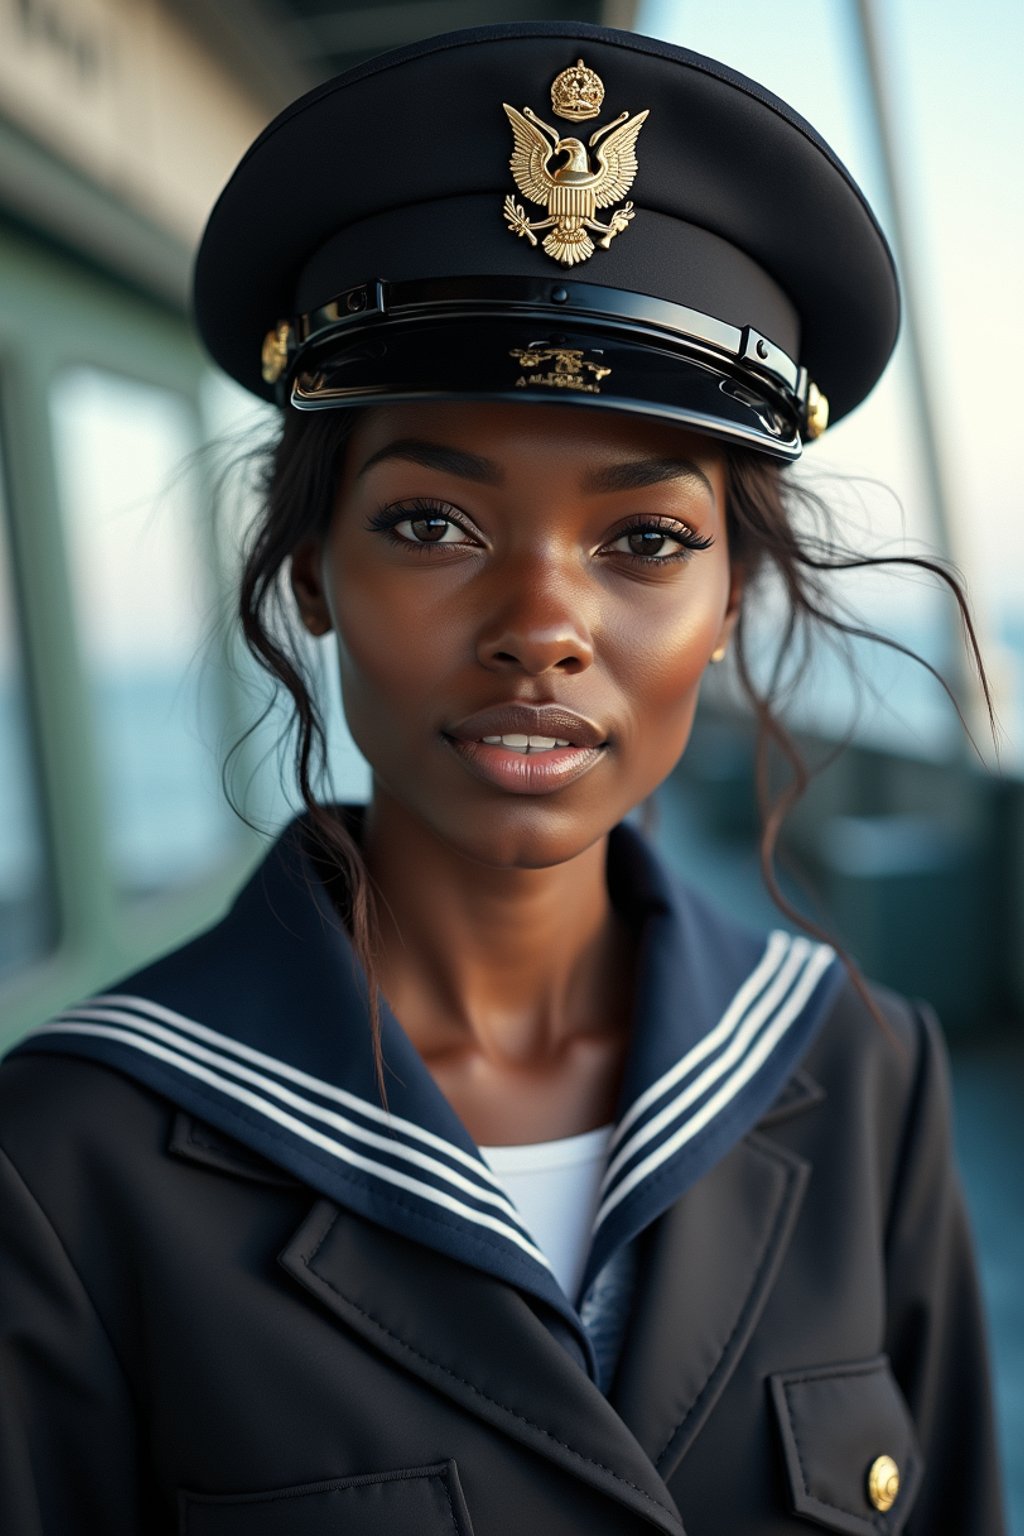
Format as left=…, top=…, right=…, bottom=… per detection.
left=356, top=438, right=504, bottom=484
left=356, top=439, right=716, bottom=500
left=582, top=457, right=716, bottom=498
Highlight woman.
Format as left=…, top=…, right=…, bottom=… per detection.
left=0, top=20, right=1006, bottom=1536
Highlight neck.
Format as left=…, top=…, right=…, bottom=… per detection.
left=360, top=788, right=632, bottom=1072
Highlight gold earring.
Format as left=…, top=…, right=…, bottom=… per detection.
left=710, top=645, right=727, bottom=663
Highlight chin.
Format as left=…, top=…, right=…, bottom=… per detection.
left=464, top=814, right=609, bottom=871
left=408, top=785, right=629, bottom=872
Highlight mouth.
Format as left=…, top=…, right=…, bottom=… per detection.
left=479, top=732, right=573, bottom=754
left=442, top=703, right=608, bottom=795
left=445, top=703, right=607, bottom=749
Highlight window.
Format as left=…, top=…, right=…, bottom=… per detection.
left=0, top=438, right=54, bottom=975
left=51, top=366, right=238, bottom=897
left=200, top=371, right=372, bottom=829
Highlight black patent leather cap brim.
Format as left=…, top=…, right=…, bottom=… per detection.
left=287, top=315, right=802, bottom=459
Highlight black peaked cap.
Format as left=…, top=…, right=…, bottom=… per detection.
left=193, top=20, right=899, bottom=453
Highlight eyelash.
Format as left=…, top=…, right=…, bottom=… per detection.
left=610, top=513, right=715, bottom=564
left=364, top=499, right=467, bottom=555
left=364, top=500, right=715, bottom=564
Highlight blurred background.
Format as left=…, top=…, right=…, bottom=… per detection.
left=0, top=0, right=1020, bottom=1522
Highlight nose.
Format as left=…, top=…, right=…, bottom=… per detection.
left=475, top=557, right=595, bottom=677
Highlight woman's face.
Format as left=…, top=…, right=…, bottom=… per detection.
left=292, top=401, right=741, bottom=868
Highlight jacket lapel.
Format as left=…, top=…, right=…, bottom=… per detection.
left=609, top=1074, right=821, bottom=1482
left=278, top=1195, right=687, bottom=1536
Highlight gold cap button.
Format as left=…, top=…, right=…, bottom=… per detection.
left=867, top=1454, right=900, bottom=1512
left=261, top=320, right=292, bottom=385
left=805, top=381, right=830, bottom=439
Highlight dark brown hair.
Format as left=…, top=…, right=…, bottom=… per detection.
left=222, top=406, right=991, bottom=1094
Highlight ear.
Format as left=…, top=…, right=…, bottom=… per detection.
left=711, top=559, right=745, bottom=661
left=289, top=538, right=332, bottom=636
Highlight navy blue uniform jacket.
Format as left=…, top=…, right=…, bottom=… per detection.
left=0, top=813, right=1005, bottom=1534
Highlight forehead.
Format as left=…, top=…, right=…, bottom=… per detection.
left=343, top=401, right=728, bottom=477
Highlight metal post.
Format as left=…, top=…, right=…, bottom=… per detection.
left=852, top=0, right=993, bottom=736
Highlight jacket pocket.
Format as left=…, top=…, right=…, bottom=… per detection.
left=179, top=1459, right=474, bottom=1535
left=769, top=1355, right=923, bottom=1534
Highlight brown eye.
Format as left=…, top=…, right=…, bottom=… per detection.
left=604, top=521, right=714, bottom=563
left=627, top=530, right=669, bottom=556
left=410, top=517, right=451, bottom=542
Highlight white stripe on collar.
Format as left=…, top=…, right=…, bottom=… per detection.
left=82, top=993, right=504, bottom=1186
left=29, top=1003, right=547, bottom=1269
left=607, top=928, right=793, bottom=1153
left=594, top=936, right=833, bottom=1229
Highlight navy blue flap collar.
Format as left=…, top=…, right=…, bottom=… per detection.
left=8, top=809, right=842, bottom=1373
left=584, top=827, right=839, bottom=1293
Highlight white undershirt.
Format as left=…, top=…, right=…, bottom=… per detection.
left=479, top=1123, right=614, bottom=1301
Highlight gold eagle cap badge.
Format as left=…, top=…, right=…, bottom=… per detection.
left=502, top=59, right=649, bottom=267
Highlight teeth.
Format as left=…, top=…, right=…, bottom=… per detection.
left=480, top=734, right=574, bottom=752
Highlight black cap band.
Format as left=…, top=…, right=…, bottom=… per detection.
left=281, top=275, right=806, bottom=458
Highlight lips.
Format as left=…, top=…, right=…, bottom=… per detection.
left=442, top=703, right=608, bottom=796
left=445, top=703, right=607, bottom=750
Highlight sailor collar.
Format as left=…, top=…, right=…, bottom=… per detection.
left=9, top=809, right=842, bottom=1377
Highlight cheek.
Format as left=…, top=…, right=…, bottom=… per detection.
left=326, top=556, right=455, bottom=746
left=610, top=566, right=729, bottom=703
left=602, top=566, right=730, bottom=783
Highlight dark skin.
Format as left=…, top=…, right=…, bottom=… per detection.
left=291, top=402, right=742, bottom=1144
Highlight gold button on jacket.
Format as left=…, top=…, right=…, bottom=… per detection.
left=868, top=1454, right=901, bottom=1512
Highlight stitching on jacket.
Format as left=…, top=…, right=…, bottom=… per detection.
left=654, top=1136, right=800, bottom=1465
left=302, top=1214, right=677, bottom=1522
left=183, top=1469, right=461, bottom=1531
left=781, top=1360, right=884, bottom=1388
left=438, top=1467, right=462, bottom=1534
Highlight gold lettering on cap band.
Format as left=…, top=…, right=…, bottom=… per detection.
left=510, top=344, right=612, bottom=394
left=502, top=61, right=648, bottom=267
